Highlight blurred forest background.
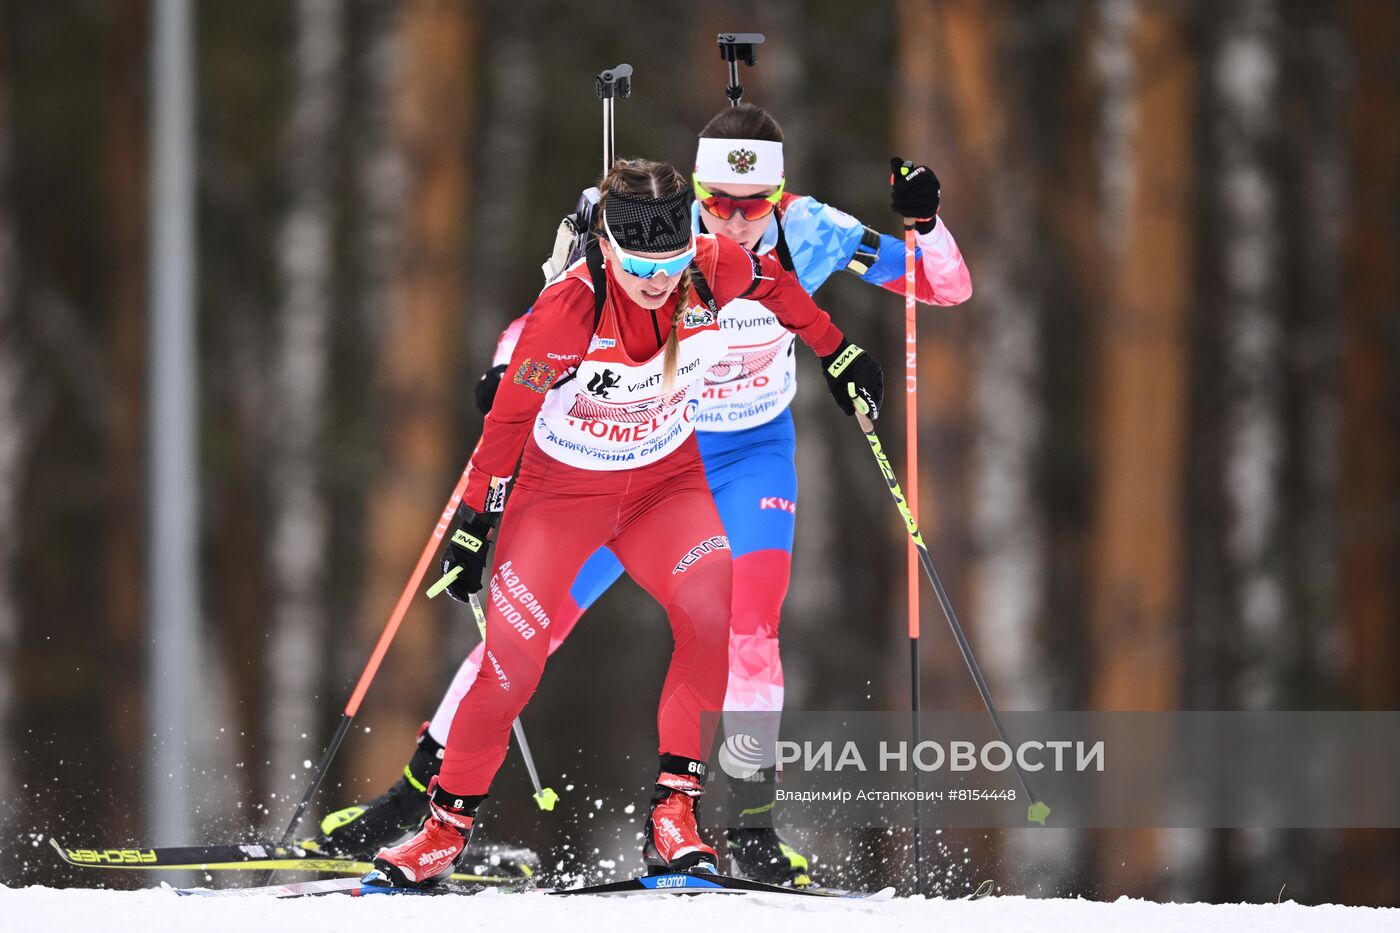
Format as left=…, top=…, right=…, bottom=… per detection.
left=1, top=0, right=1398, bottom=907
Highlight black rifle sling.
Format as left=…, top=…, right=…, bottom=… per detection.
left=547, top=240, right=608, bottom=395
left=689, top=263, right=721, bottom=317
left=585, top=239, right=608, bottom=328
left=775, top=221, right=795, bottom=272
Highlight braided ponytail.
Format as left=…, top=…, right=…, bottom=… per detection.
left=662, top=269, right=694, bottom=392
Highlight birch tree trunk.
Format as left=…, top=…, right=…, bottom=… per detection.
left=1211, top=0, right=1287, bottom=896
left=1217, top=0, right=1284, bottom=709
left=353, top=0, right=403, bottom=349
left=266, top=0, right=344, bottom=801
left=1283, top=0, right=1345, bottom=715
left=959, top=8, right=1047, bottom=719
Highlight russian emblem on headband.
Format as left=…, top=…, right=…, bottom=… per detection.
left=727, top=148, right=757, bottom=174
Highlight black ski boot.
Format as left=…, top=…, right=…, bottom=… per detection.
left=725, top=767, right=812, bottom=887
left=725, top=827, right=812, bottom=886
left=306, top=723, right=444, bottom=859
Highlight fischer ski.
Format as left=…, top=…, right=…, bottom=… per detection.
left=170, top=877, right=480, bottom=899
left=49, top=836, right=535, bottom=884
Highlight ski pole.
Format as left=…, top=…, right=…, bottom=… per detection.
left=901, top=213, right=924, bottom=895
left=463, top=592, right=558, bottom=811
left=263, top=458, right=477, bottom=881
left=853, top=409, right=1051, bottom=827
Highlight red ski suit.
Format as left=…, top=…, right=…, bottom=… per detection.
left=438, top=235, right=844, bottom=796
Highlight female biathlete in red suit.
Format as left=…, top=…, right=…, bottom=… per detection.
left=367, top=160, right=884, bottom=888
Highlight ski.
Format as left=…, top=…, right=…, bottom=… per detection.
left=549, top=871, right=896, bottom=900
left=170, top=877, right=480, bottom=899
left=48, top=836, right=535, bottom=885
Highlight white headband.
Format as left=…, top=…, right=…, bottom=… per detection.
left=694, top=137, right=784, bottom=187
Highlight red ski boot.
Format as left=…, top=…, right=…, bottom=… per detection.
left=364, top=777, right=481, bottom=888
left=643, top=761, right=718, bottom=875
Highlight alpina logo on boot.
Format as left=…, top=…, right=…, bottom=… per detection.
left=418, top=847, right=457, bottom=865
left=658, top=817, right=687, bottom=845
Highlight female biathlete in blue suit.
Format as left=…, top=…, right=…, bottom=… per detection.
left=313, top=104, right=972, bottom=886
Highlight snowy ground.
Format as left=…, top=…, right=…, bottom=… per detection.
left=3, top=885, right=1396, bottom=933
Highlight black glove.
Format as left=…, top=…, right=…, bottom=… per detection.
left=439, top=506, right=498, bottom=600
left=890, top=156, right=940, bottom=234
left=475, top=363, right=507, bottom=415
left=821, top=340, right=884, bottom=420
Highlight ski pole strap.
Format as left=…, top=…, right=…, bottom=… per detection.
left=845, top=225, right=884, bottom=276
left=848, top=383, right=872, bottom=417
left=826, top=343, right=865, bottom=379
left=451, top=526, right=486, bottom=553
left=426, top=565, right=462, bottom=599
